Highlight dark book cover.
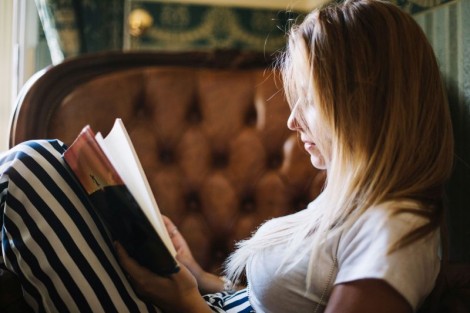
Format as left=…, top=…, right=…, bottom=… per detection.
left=63, top=125, right=179, bottom=275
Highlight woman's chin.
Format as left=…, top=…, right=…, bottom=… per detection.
left=310, top=155, right=327, bottom=170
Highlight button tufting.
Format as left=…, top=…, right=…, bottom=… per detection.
left=244, top=105, right=258, bottom=126
left=185, top=191, right=201, bottom=212
left=159, top=147, right=175, bottom=164
left=292, top=196, right=310, bottom=212
left=212, top=151, right=229, bottom=168
left=186, top=101, right=202, bottom=124
left=241, top=193, right=256, bottom=213
left=268, top=153, right=283, bottom=169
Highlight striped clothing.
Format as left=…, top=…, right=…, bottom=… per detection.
left=204, top=289, right=254, bottom=313
left=0, top=140, right=253, bottom=313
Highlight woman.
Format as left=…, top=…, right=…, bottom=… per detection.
left=116, top=0, right=454, bottom=312
left=1, top=0, right=453, bottom=312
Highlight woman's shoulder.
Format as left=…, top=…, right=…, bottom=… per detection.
left=338, top=200, right=440, bottom=256
left=351, top=200, right=432, bottom=236
left=335, top=200, right=441, bottom=310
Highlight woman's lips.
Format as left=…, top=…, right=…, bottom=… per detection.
left=304, top=142, right=315, bottom=151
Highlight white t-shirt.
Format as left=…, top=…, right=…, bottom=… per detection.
left=246, top=204, right=440, bottom=313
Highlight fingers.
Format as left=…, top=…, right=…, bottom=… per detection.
left=114, top=242, right=201, bottom=310
left=162, top=215, right=174, bottom=229
left=169, top=226, right=179, bottom=238
left=114, top=242, right=152, bottom=281
left=162, top=216, right=178, bottom=237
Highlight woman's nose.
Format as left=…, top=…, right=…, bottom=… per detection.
left=287, top=108, right=301, bottom=131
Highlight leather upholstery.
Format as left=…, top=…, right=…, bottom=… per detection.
left=10, top=51, right=326, bottom=273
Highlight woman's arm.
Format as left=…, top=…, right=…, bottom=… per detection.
left=324, top=279, right=412, bottom=313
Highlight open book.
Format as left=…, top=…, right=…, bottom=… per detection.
left=63, top=118, right=179, bottom=275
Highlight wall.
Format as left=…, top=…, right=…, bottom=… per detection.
left=397, top=0, right=454, bottom=14
left=414, top=0, right=470, bottom=262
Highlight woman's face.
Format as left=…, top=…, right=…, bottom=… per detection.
left=287, top=102, right=330, bottom=170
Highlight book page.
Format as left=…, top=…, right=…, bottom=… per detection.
left=96, top=119, right=176, bottom=256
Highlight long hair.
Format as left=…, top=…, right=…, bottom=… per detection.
left=225, top=0, right=454, bottom=285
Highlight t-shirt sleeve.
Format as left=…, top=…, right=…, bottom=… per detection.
left=334, top=206, right=440, bottom=311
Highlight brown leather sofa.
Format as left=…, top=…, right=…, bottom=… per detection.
left=3, top=50, right=469, bottom=312
left=9, top=50, right=325, bottom=273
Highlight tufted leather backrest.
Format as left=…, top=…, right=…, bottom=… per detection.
left=10, top=51, right=326, bottom=273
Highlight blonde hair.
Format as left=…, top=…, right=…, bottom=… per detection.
left=225, top=0, right=454, bottom=285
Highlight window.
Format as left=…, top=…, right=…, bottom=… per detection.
left=0, top=1, right=15, bottom=152
left=0, top=0, right=50, bottom=152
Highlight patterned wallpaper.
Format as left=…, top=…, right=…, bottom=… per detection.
left=125, top=2, right=296, bottom=52
left=395, top=0, right=454, bottom=14
left=35, top=0, right=454, bottom=63
left=414, top=0, right=470, bottom=262
left=123, top=0, right=454, bottom=51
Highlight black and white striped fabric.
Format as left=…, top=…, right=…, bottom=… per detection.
left=204, top=289, right=254, bottom=313
left=0, top=140, right=253, bottom=313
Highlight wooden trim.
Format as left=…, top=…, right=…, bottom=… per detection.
left=9, top=50, right=278, bottom=148
left=138, top=0, right=323, bottom=11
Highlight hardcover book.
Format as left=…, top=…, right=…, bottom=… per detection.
left=63, top=118, right=179, bottom=275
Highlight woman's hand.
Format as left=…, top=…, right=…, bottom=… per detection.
left=115, top=242, right=211, bottom=313
left=163, top=216, right=230, bottom=294
left=163, top=216, right=204, bottom=281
